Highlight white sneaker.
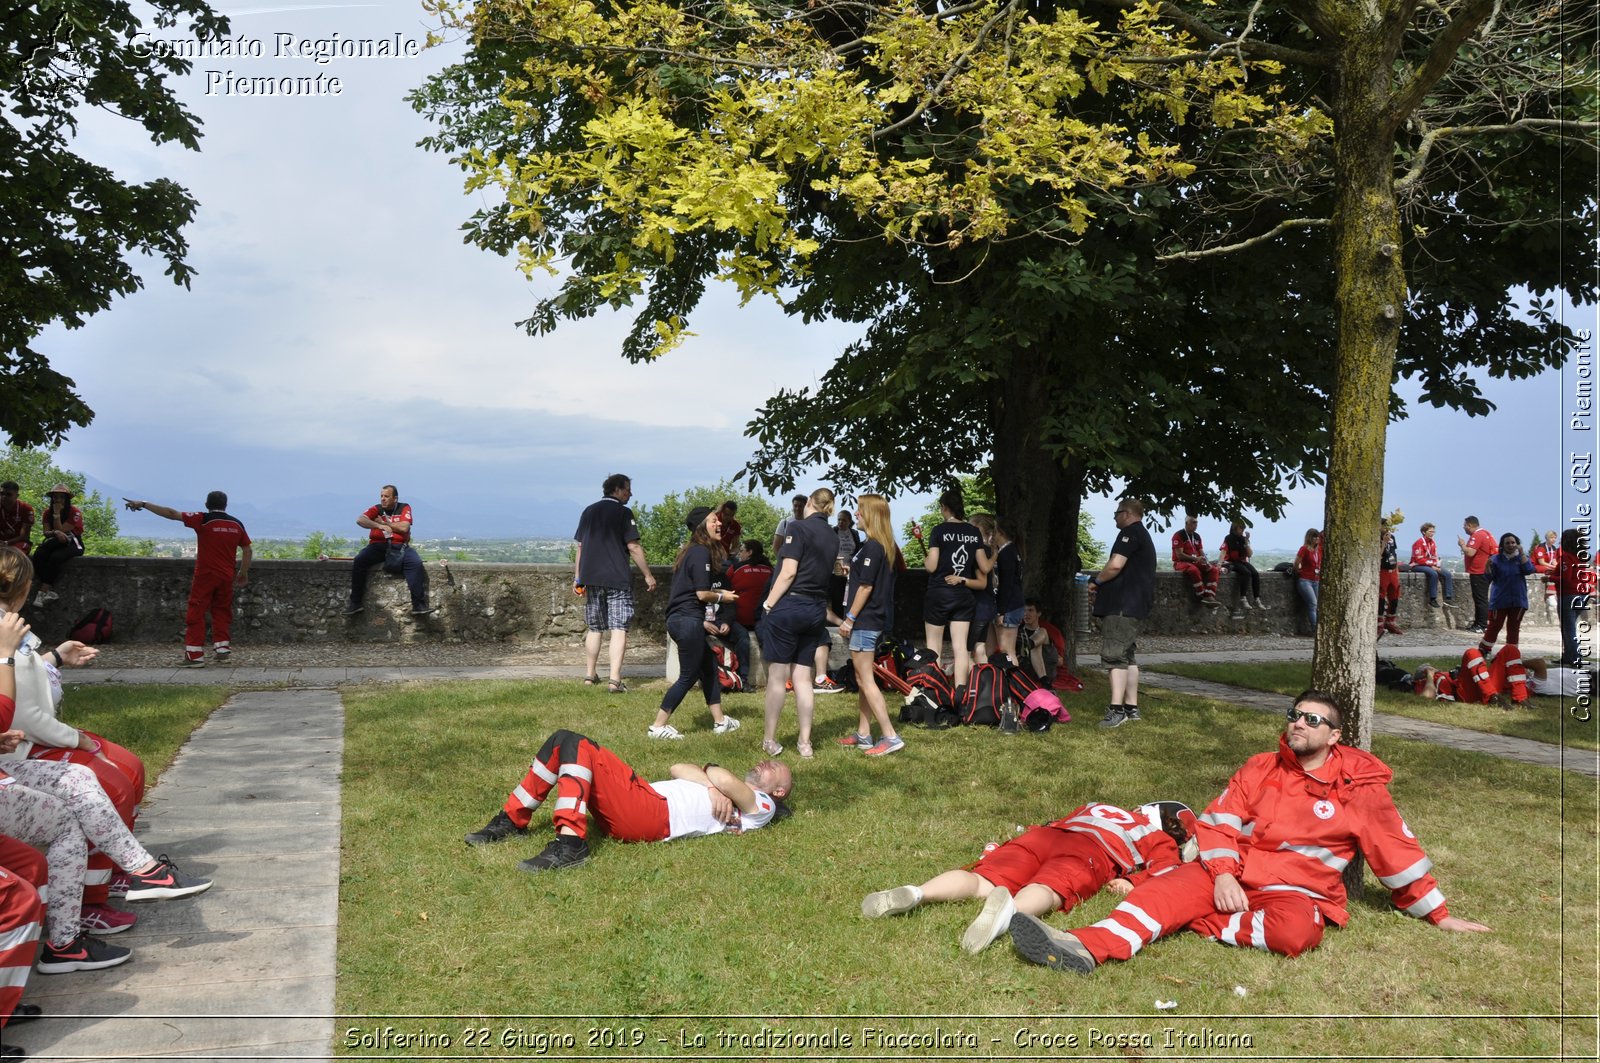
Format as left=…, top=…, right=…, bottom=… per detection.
left=1254, top=597, right=1268, bottom=610
left=712, top=716, right=741, bottom=734
left=961, top=887, right=1017, bottom=953
left=1239, top=597, right=1254, bottom=611
left=647, top=724, right=684, bottom=740
left=861, top=885, right=922, bottom=918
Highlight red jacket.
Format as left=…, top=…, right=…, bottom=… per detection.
left=1196, top=739, right=1450, bottom=928
left=1044, top=802, right=1194, bottom=884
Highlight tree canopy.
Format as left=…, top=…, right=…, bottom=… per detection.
left=632, top=479, right=785, bottom=565
left=1, top=0, right=228, bottom=447
left=0, top=445, right=138, bottom=555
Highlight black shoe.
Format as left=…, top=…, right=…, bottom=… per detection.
left=1010, top=912, right=1097, bottom=974
left=518, top=835, right=589, bottom=874
left=36, top=934, right=132, bottom=974
left=1428, top=599, right=1440, bottom=608
left=0, top=1043, right=24, bottom=1059
left=999, top=703, right=1020, bottom=735
left=9, top=1004, right=41, bottom=1025
left=343, top=604, right=364, bottom=616
left=464, top=810, right=526, bottom=847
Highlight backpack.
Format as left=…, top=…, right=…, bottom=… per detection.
left=1375, top=657, right=1412, bottom=692
left=874, top=635, right=907, bottom=678
left=1021, top=688, right=1068, bottom=731
left=960, top=661, right=1006, bottom=726
left=1007, top=664, right=1043, bottom=704
left=713, top=644, right=743, bottom=692
left=68, top=608, right=113, bottom=645
left=903, top=649, right=955, bottom=711
left=827, top=663, right=859, bottom=692
left=1273, top=561, right=1297, bottom=579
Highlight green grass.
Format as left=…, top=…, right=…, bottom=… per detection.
left=57, top=684, right=232, bottom=784
left=336, top=676, right=1596, bottom=1060
left=1146, top=659, right=1600, bottom=752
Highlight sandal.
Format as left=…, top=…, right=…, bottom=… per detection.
left=607, top=680, right=628, bottom=694
left=761, top=739, right=783, bottom=757
left=798, top=740, right=814, bottom=760
left=583, top=675, right=600, bottom=686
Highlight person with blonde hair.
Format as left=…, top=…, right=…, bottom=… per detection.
left=836, top=495, right=904, bottom=756
left=759, top=488, right=838, bottom=758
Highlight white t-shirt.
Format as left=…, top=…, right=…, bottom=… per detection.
left=1528, top=667, right=1591, bottom=697
left=653, top=779, right=778, bottom=840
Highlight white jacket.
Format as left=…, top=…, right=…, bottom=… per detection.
left=2, top=648, right=80, bottom=762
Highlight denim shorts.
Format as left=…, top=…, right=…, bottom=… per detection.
left=848, top=628, right=881, bottom=653
left=999, top=607, right=1025, bottom=629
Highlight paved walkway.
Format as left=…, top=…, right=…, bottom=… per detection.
left=15, top=633, right=1588, bottom=1060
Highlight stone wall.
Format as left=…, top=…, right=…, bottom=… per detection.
left=20, top=556, right=1557, bottom=647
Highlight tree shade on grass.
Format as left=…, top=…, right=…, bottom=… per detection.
left=335, top=677, right=1593, bottom=1058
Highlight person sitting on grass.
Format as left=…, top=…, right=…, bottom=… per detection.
left=1413, top=644, right=1529, bottom=708
left=463, top=729, right=793, bottom=873
left=1008, top=690, right=1490, bottom=976
left=861, top=799, right=1200, bottom=954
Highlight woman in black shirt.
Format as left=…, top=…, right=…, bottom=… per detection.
left=759, top=487, right=839, bottom=758
left=650, top=506, right=741, bottom=740
left=836, top=494, right=903, bottom=755
left=923, top=487, right=991, bottom=690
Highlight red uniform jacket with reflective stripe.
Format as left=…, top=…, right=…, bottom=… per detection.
left=1043, top=802, right=1185, bottom=884
left=1195, top=739, right=1449, bottom=928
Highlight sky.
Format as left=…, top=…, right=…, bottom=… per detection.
left=29, top=1, right=1596, bottom=553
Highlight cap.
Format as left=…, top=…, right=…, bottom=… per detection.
left=685, top=506, right=713, bottom=531
left=47, top=484, right=73, bottom=498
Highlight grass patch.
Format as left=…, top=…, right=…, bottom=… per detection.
left=337, top=675, right=1595, bottom=1059
left=1146, top=659, right=1600, bottom=751
left=57, top=684, right=232, bottom=784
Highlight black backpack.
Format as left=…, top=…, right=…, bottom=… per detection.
left=903, top=649, right=955, bottom=712
left=1006, top=662, right=1043, bottom=703
left=961, top=661, right=1006, bottom=726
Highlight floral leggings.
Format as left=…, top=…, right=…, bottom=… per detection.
left=0, top=760, right=153, bottom=946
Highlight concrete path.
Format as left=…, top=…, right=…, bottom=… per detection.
left=17, top=690, right=341, bottom=1062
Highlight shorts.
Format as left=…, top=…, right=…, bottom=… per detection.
left=1099, top=613, right=1142, bottom=667
left=584, top=587, right=636, bottom=632
left=973, top=827, right=1118, bottom=909
left=760, top=595, right=829, bottom=665
left=848, top=628, right=881, bottom=653
left=999, top=606, right=1025, bottom=629
left=924, top=584, right=976, bottom=625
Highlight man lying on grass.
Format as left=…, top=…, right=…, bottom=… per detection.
left=1412, top=643, right=1528, bottom=707
left=463, top=729, right=793, bottom=873
left=862, top=799, right=1200, bottom=955
left=1010, top=689, right=1491, bottom=974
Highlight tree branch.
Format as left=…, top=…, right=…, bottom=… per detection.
left=1081, top=0, right=1331, bottom=67
left=1387, top=0, right=1497, bottom=127
left=1156, top=217, right=1331, bottom=262
left=1396, top=117, right=1600, bottom=191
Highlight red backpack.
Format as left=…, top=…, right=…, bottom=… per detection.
left=68, top=608, right=113, bottom=645
left=713, top=644, right=743, bottom=692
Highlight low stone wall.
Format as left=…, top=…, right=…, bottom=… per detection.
left=19, top=557, right=1557, bottom=648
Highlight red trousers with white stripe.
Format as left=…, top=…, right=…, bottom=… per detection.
left=0, top=838, right=44, bottom=1029
left=1069, top=863, right=1326, bottom=963
left=186, top=569, right=237, bottom=658
left=31, top=736, right=145, bottom=904
left=1458, top=645, right=1528, bottom=704
left=501, top=730, right=668, bottom=843
left=1174, top=562, right=1220, bottom=597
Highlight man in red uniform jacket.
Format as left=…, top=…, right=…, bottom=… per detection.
left=124, top=492, right=252, bottom=666
left=1171, top=514, right=1221, bottom=607
left=1010, top=690, right=1490, bottom=973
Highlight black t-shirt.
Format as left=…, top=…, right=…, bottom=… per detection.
left=1094, top=521, right=1156, bottom=620
left=777, top=513, right=836, bottom=600
left=667, top=543, right=715, bottom=619
left=573, top=497, right=641, bottom=589
left=845, top=539, right=895, bottom=629
left=994, top=541, right=1024, bottom=613
left=927, top=521, right=988, bottom=583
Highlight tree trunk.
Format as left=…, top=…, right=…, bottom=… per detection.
left=1312, top=21, right=1407, bottom=758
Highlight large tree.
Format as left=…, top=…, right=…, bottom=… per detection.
left=1, top=0, right=228, bottom=446
left=415, top=0, right=1595, bottom=727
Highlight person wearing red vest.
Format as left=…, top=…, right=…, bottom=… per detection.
left=1171, top=514, right=1221, bottom=607
left=346, top=484, right=435, bottom=618
left=0, top=483, right=32, bottom=556
left=124, top=492, right=252, bottom=666
left=1406, top=522, right=1455, bottom=607
left=1010, top=691, right=1489, bottom=974
left=861, top=799, right=1199, bottom=954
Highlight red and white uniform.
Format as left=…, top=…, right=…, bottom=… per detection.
left=0, top=839, right=42, bottom=1030
left=1410, top=537, right=1439, bottom=568
left=181, top=510, right=250, bottom=660
left=0, top=501, right=32, bottom=554
left=364, top=503, right=413, bottom=544
left=1171, top=530, right=1220, bottom=599
left=500, top=730, right=776, bottom=843
left=1065, top=739, right=1451, bottom=963
left=1423, top=644, right=1528, bottom=704
left=1463, top=528, right=1496, bottom=575
left=974, top=802, right=1191, bottom=910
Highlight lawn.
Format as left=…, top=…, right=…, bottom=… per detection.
left=57, top=684, right=233, bottom=785
left=336, top=675, right=1597, bottom=1060
left=1143, top=659, right=1600, bottom=752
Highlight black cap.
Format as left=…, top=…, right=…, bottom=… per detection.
left=685, top=506, right=713, bottom=531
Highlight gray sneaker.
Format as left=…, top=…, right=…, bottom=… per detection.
left=1010, top=912, right=1097, bottom=974
left=1124, top=704, right=1142, bottom=722
left=1097, top=705, right=1127, bottom=728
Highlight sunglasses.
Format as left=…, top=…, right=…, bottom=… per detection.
left=1286, top=707, right=1335, bottom=729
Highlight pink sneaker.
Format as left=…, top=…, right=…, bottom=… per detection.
left=80, top=903, right=137, bottom=936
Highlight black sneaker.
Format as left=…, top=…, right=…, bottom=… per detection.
left=411, top=606, right=438, bottom=617
left=999, top=703, right=1020, bottom=735
left=464, top=810, right=526, bottom=847
left=1009, top=913, right=1097, bottom=974
left=178, top=657, right=205, bottom=669
left=121, top=856, right=212, bottom=901
left=343, top=604, right=364, bottom=616
left=518, top=835, right=590, bottom=874
left=36, top=934, right=132, bottom=975
left=1098, top=705, right=1127, bottom=729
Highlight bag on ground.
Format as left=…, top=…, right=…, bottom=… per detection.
left=68, top=608, right=113, bottom=645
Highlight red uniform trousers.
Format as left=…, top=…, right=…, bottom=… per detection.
left=186, top=569, right=237, bottom=659
left=0, top=839, right=44, bottom=1029
left=502, top=730, right=669, bottom=843
left=31, top=735, right=145, bottom=904
left=1068, top=862, right=1326, bottom=963
left=1174, top=562, right=1220, bottom=598
left=1379, top=569, right=1400, bottom=604
left=1456, top=645, right=1528, bottom=704
left=1482, top=608, right=1525, bottom=649
left=973, top=828, right=1118, bottom=911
